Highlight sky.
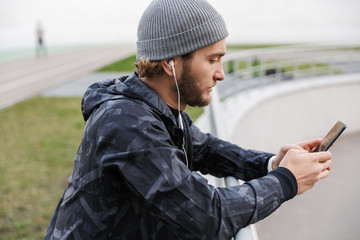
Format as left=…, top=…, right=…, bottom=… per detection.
left=0, top=0, right=360, bottom=51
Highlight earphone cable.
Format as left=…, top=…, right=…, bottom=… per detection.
left=170, top=61, right=188, bottom=167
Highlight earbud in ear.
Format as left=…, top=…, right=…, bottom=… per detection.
left=169, top=60, right=174, bottom=68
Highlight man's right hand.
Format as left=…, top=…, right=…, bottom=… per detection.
left=279, top=149, right=332, bottom=195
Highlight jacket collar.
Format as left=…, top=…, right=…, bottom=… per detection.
left=82, top=72, right=178, bottom=126
left=119, top=73, right=175, bottom=121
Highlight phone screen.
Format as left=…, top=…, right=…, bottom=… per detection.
left=315, top=121, right=347, bottom=152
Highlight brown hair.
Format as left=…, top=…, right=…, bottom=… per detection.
left=135, top=52, right=194, bottom=78
left=134, top=58, right=162, bottom=78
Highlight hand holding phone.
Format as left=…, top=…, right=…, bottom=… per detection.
left=314, top=121, right=347, bottom=152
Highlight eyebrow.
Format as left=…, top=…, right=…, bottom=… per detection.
left=207, top=52, right=226, bottom=58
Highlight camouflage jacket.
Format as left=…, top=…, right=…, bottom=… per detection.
left=45, top=73, right=296, bottom=240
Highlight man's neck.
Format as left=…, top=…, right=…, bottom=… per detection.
left=140, top=75, right=186, bottom=111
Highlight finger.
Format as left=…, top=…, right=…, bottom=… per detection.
left=320, top=158, right=332, bottom=171
left=278, top=144, right=304, bottom=160
left=318, top=168, right=331, bottom=180
left=311, top=151, right=332, bottom=163
left=283, top=148, right=309, bottom=160
left=297, top=138, right=322, bottom=151
left=281, top=143, right=302, bottom=152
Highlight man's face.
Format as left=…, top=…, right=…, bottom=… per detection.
left=177, top=39, right=226, bottom=107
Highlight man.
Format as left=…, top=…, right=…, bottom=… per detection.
left=45, top=0, right=332, bottom=239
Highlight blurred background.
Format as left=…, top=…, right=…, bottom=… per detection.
left=1, top=0, right=360, bottom=51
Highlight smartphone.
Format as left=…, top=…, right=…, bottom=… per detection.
left=314, top=121, right=347, bottom=152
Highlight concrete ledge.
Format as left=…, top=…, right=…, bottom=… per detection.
left=197, top=73, right=360, bottom=153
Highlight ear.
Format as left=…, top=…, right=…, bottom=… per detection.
left=161, top=60, right=174, bottom=77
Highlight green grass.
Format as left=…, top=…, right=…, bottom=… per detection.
left=0, top=97, right=84, bottom=239
left=0, top=97, right=203, bottom=239
left=185, top=106, right=204, bottom=121
left=96, top=54, right=136, bottom=72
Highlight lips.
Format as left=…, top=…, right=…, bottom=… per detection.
left=208, top=84, right=216, bottom=92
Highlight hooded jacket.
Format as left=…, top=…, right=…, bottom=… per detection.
left=45, top=73, right=296, bottom=240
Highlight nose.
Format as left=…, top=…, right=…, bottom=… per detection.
left=214, top=64, right=225, bottom=81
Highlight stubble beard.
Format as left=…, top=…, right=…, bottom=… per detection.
left=177, top=62, right=212, bottom=107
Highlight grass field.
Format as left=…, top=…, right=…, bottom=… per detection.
left=0, top=97, right=84, bottom=239
left=0, top=96, right=203, bottom=239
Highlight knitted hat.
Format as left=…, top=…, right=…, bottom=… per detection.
left=136, top=0, right=228, bottom=61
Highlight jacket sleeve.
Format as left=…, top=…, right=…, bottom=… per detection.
left=95, top=103, right=292, bottom=240
left=189, top=121, right=273, bottom=181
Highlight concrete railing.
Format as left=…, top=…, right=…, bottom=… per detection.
left=196, top=44, right=360, bottom=239
left=219, top=44, right=360, bottom=99
left=207, top=87, right=260, bottom=240
left=222, top=73, right=360, bottom=153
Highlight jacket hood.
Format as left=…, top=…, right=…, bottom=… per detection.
left=81, top=73, right=173, bottom=121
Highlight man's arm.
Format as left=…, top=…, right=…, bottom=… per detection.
left=95, top=105, right=290, bottom=239
left=189, top=122, right=273, bottom=180
left=98, top=105, right=330, bottom=239
left=101, top=146, right=292, bottom=239
left=189, top=120, right=332, bottom=196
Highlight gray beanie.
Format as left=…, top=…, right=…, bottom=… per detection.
left=136, top=0, right=228, bottom=61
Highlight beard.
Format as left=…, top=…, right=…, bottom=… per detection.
left=177, top=62, right=212, bottom=107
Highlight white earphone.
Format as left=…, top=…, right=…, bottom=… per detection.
left=169, top=59, right=188, bottom=167
left=169, top=60, right=184, bottom=131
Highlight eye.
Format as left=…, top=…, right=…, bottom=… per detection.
left=210, top=58, right=219, bottom=64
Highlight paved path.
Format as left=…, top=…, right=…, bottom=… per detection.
left=42, top=72, right=126, bottom=97
left=0, top=44, right=136, bottom=110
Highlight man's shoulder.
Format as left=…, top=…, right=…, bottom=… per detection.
left=88, top=97, right=168, bottom=133
left=100, top=96, right=158, bottom=119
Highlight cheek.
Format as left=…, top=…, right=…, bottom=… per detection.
left=200, top=65, right=213, bottom=77
left=192, top=75, right=207, bottom=92
left=194, top=67, right=213, bottom=85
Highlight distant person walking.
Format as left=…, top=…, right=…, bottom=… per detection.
left=36, top=21, right=47, bottom=56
